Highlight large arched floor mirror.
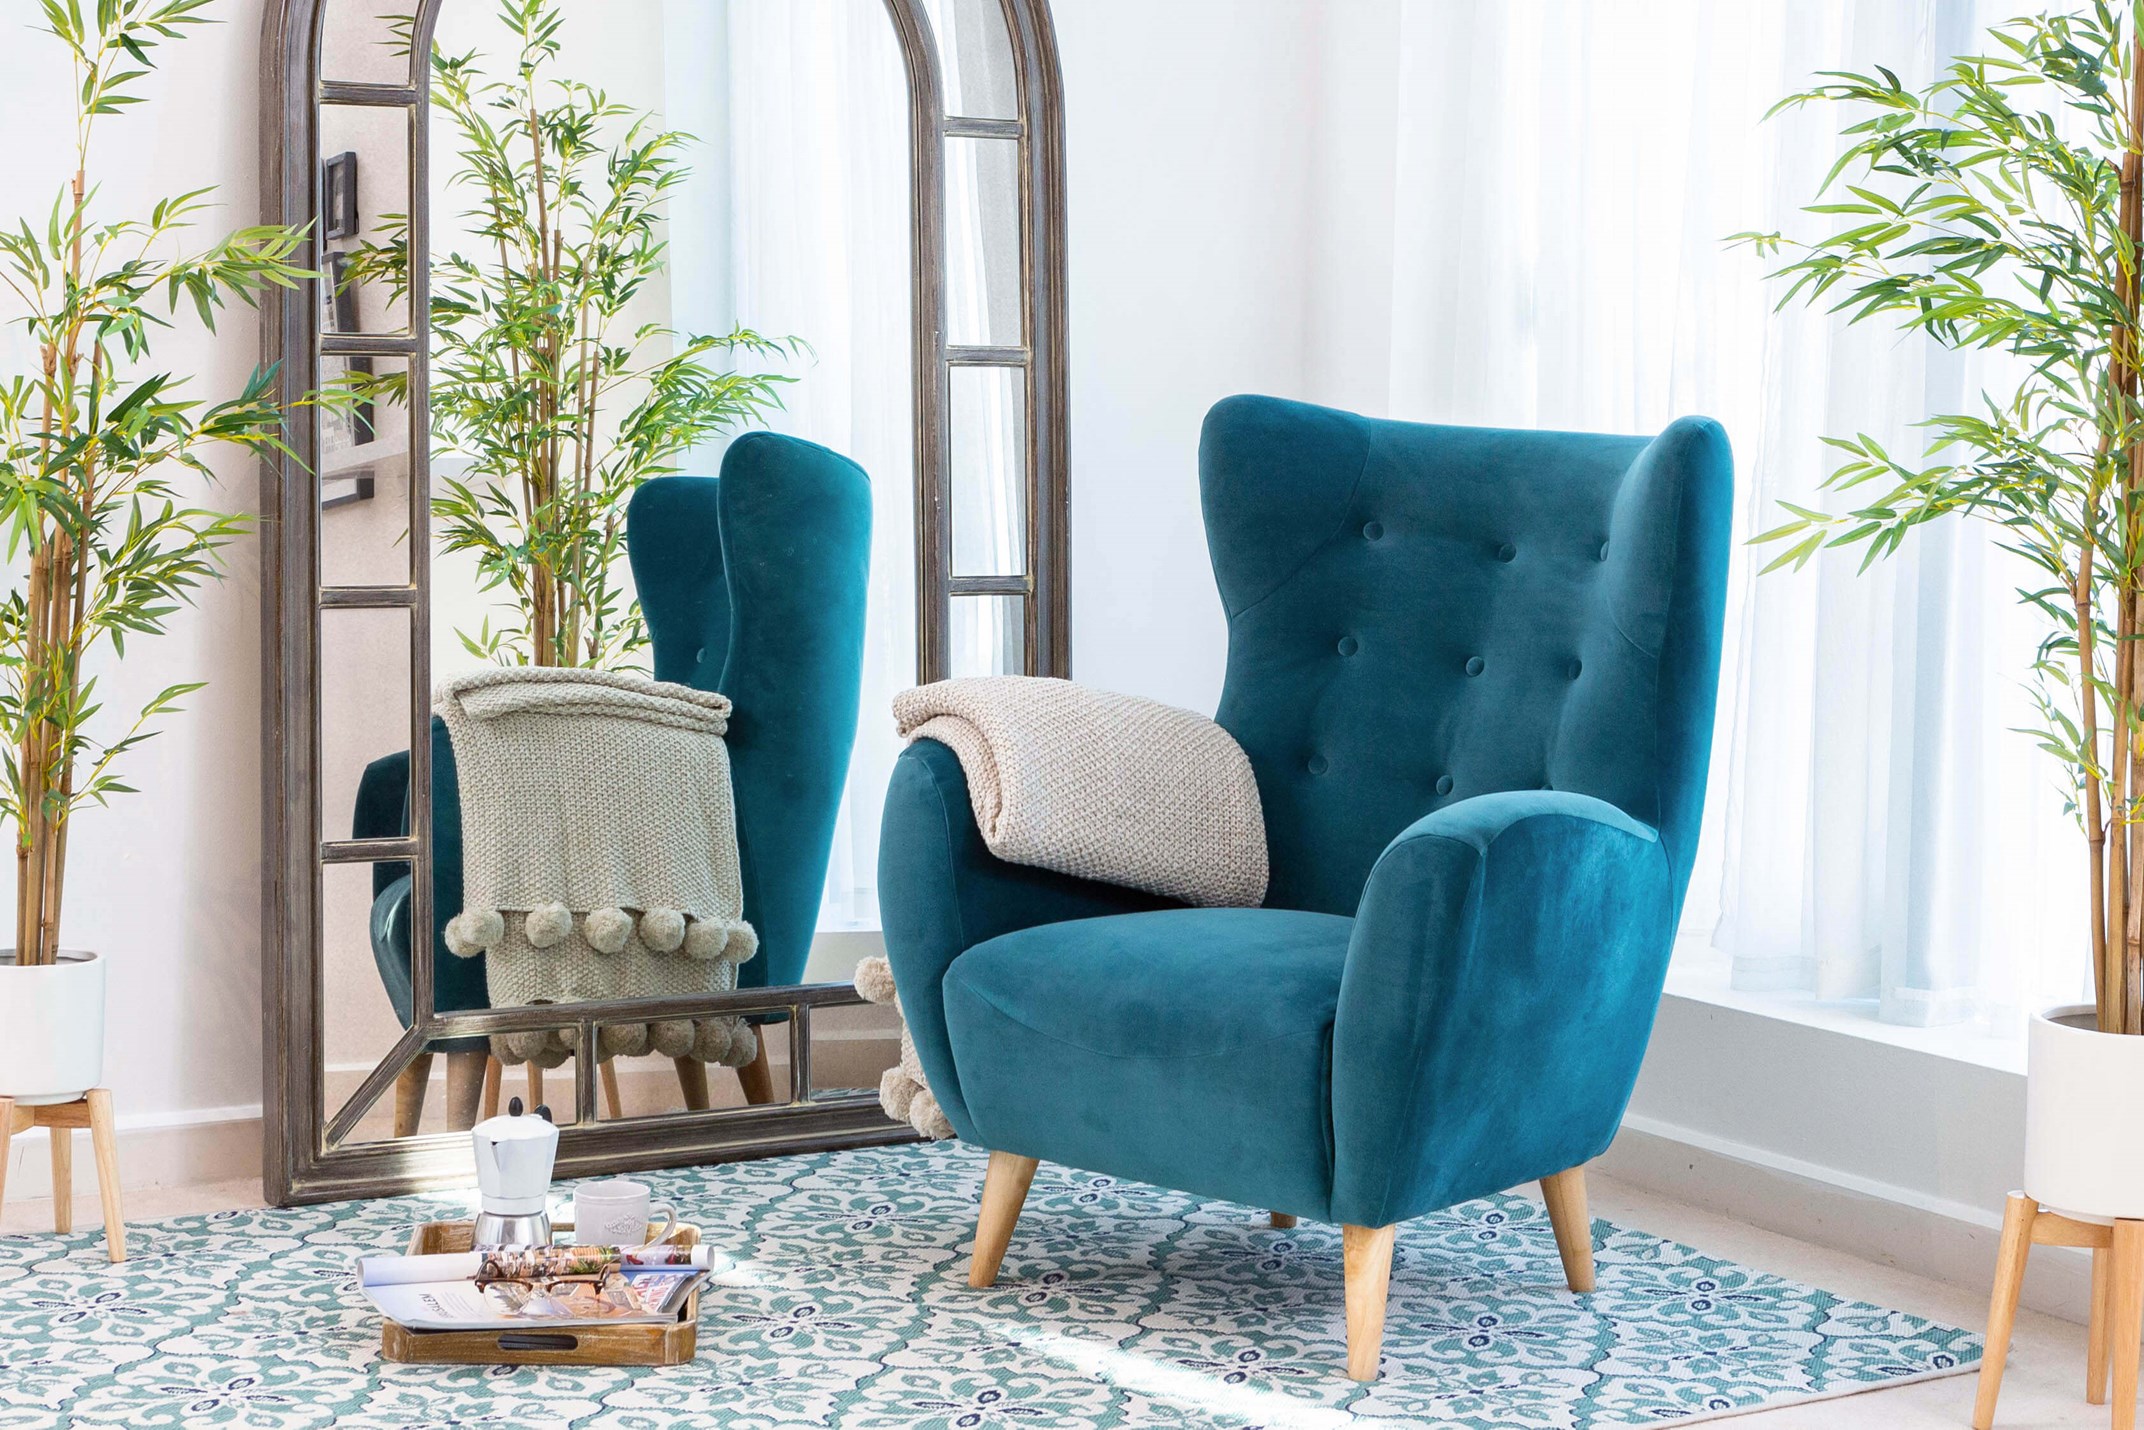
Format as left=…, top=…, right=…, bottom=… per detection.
left=259, top=0, right=1068, bottom=1205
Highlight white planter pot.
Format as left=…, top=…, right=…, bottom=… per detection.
left=2025, top=1002, right=2144, bottom=1221
left=0, top=949, right=105, bottom=1106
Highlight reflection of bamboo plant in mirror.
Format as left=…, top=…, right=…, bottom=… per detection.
left=0, top=0, right=312, bottom=966
left=1740, top=4, right=2144, bottom=1033
left=352, top=0, right=799, bottom=670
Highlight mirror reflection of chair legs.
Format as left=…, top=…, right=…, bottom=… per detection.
left=390, top=1039, right=781, bottom=1135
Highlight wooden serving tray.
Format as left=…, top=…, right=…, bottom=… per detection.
left=377, top=1218, right=702, bottom=1366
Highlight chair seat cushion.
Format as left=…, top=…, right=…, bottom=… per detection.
left=942, top=907, right=1352, bottom=1221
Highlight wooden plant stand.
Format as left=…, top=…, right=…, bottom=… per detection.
left=1977, top=1191, right=2139, bottom=1429
left=0, top=1089, right=125, bottom=1263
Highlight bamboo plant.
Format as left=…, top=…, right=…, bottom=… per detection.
left=0, top=1, right=310, bottom=967
left=1743, top=1, right=2144, bottom=1032
left=355, top=0, right=795, bottom=670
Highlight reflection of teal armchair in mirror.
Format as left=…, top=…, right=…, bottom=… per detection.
left=878, top=396, right=1732, bottom=1381
left=358, top=432, right=872, bottom=1131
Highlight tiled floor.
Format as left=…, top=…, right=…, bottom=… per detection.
left=0, top=1166, right=2105, bottom=1426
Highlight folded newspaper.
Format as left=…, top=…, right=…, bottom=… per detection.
left=356, top=1242, right=713, bottom=1331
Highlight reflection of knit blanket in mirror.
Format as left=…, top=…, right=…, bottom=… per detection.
left=435, top=667, right=759, bottom=1071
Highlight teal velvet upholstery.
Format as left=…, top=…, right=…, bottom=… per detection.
left=359, top=431, right=872, bottom=1039
left=878, top=395, right=1731, bottom=1230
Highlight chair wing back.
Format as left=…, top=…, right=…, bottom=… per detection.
left=1201, top=395, right=1732, bottom=916
left=628, top=432, right=873, bottom=988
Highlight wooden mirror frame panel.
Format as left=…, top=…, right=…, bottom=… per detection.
left=258, top=0, right=1069, bottom=1205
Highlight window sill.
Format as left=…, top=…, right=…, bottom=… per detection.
left=1663, top=940, right=2027, bottom=1077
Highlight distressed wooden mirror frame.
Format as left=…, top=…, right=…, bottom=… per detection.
left=259, top=0, right=1070, bottom=1205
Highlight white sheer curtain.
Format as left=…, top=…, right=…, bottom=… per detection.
left=1355, top=0, right=2088, bottom=1027
left=718, top=0, right=914, bottom=931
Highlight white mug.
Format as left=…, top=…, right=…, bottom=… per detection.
left=572, top=1179, right=677, bottom=1248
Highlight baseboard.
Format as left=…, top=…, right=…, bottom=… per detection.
left=1602, top=1114, right=2092, bottom=1325
left=2, top=1101, right=263, bottom=1198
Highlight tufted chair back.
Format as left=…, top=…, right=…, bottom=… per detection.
left=1201, top=395, right=1732, bottom=918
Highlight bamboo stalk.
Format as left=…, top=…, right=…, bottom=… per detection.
left=2115, top=31, right=2144, bottom=1032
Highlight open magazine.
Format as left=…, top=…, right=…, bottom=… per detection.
left=356, top=1242, right=713, bottom=1331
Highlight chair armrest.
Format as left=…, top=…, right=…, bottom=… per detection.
left=877, top=737, right=1181, bottom=1139
left=1328, top=789, right=1675, bottom=1227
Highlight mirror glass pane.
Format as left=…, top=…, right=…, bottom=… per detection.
left=950, top=594, right=1025, bottom=677
left=319, top=0, right=418, bottom=87
left=807, top=1004, right=902, bottom=1103
left=318, top=355, right=411, bottom=587
left=314, top=0, right=924, bottom=1151
left=921, top=0, right=1018, bottom=119
left=580, top=1012, right=786, bottom=1120
left=950, top=365, right=1027, bottom=576
left=322, top=860, right=413, bottom=1142
left=945, top=136, right=1022, bottom=347
left=319, top=605, right=414, bottom=850
left=318, top=105, right=412, bottom=336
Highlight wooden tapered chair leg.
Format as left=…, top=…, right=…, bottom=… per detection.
left=1972, top=1191, right=2039, bottom=1430
left=525, top=1062, right=543, bottom=1111
left=1343, top=1223, right=1397, bottom=1382
left=481, top=1056, right=502, bottom=1119
left=2091, top=1245, right=2114, bottom=1406
left=969, top=1151, right=1039, bottom=1288
left=736, top=1033, right=777, bottom=1105
left=49, top=1124, right=71, bottom=1234
left=601, top=1060, right=624, bottom=1119
left=443, top=1051, right=486, bottom=1130
left=1270, top=1212, right=1298, bottom=1230
left=673, top=1057, right=710, bottom=1111
left=2112, top=1219, right=2144, bottom=1430
left=85, top=1089, right=123, bottom=1263
left=1540, top=1165, right=1596, bottom=1293
left=392, top=1052, right=434, bottom=1138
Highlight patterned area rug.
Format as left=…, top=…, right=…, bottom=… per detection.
left=0, top=1141, right=1978, bottom=1428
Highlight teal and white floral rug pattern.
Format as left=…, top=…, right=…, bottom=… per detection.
left=0, top=1140, right=1976, bottom=1428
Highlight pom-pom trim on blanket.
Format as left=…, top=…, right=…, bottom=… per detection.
left=854, top=954, right=955, bottom=1140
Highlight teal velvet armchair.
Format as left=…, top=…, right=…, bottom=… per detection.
left=358, top=431, right=871, bottom=1127
left=877, top=395, right=1731, bottom=1380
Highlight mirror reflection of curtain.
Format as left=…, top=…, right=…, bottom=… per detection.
left=929, top=0, right=1027, bottom=682
left=705, top=0, right=914, bottom=933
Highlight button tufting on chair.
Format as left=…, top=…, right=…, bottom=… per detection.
left=1496, top=542, right=1517, bottom=562
left=1337, top=636, right=1359, bottom=657
left=1568, top=659, right=1584, bottom=679
left=875, top=396, right=1736, bottom=1386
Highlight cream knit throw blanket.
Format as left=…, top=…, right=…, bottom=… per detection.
left=892, top=676, right=1268, bottom=908
left=437, top=667, right=759, bottom=1071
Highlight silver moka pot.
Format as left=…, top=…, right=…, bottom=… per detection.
left=470, top=1098, right=557, bottom=1246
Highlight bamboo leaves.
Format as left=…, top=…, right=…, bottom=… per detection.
left=0, top=1, right=315, bottom=963
left=1750, top=1, right=2144, bottom=1029
left=375, top=0, right=795, bottom=670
